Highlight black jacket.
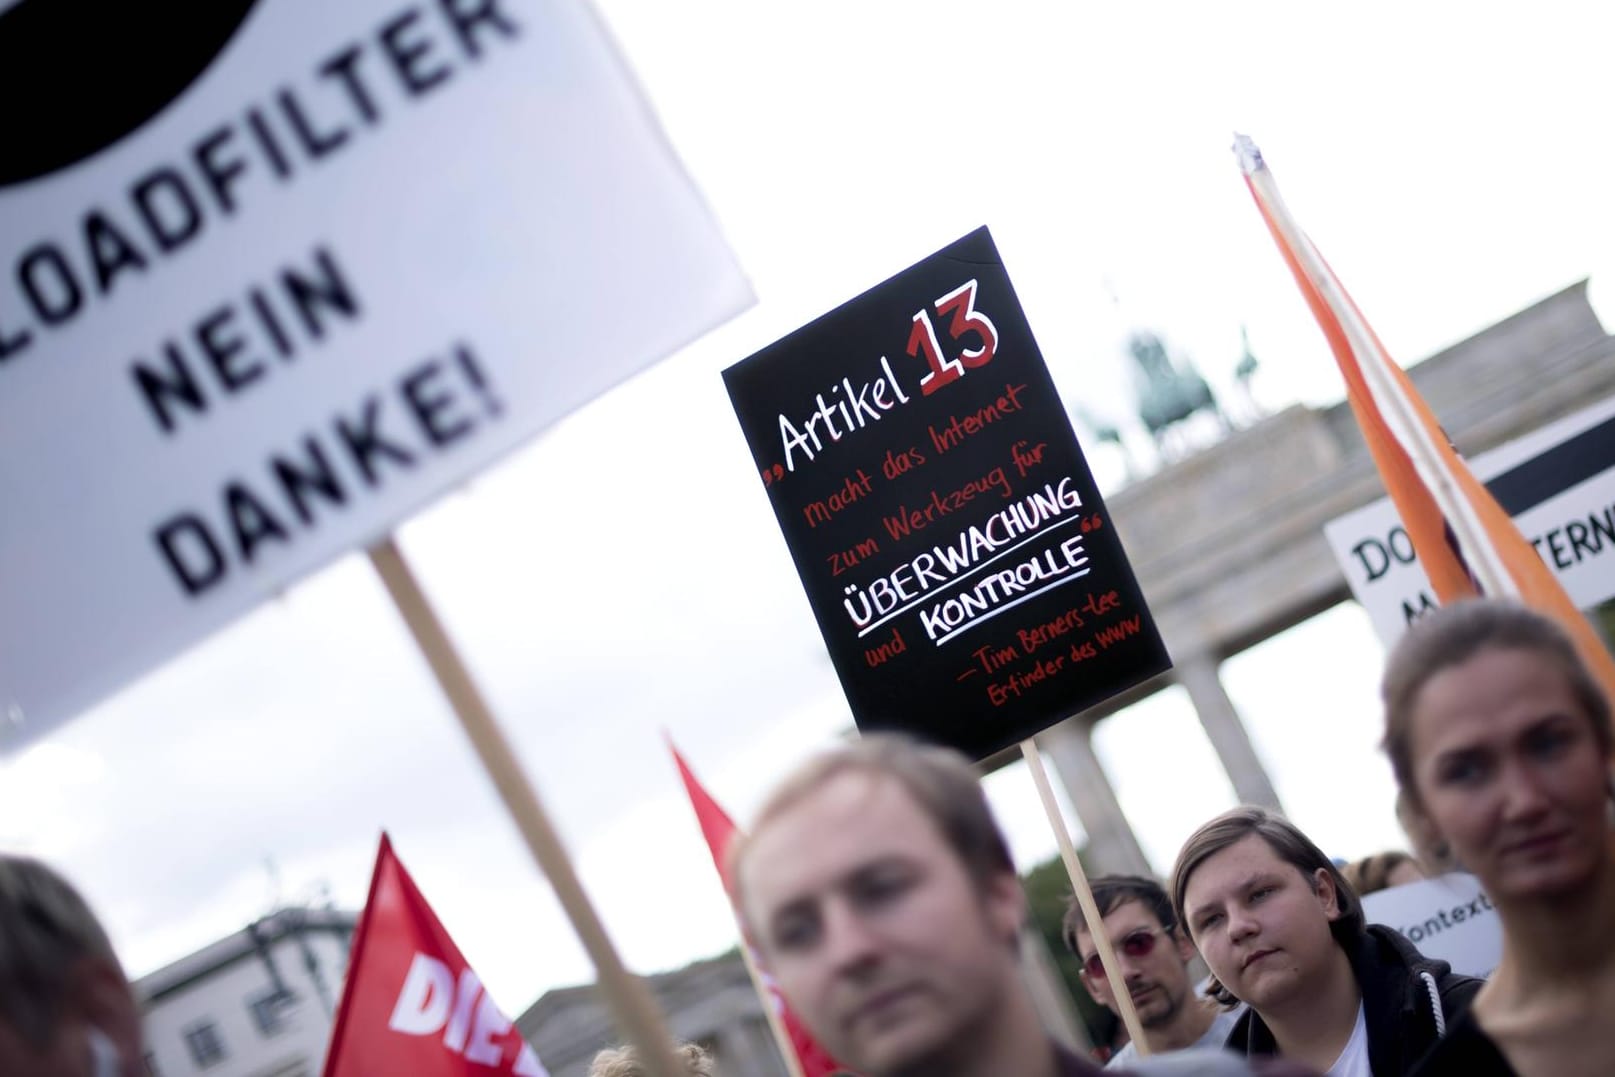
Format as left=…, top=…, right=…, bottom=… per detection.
left=1408, top=1009, right=1517, bottom=1076
left=1223, top=924, right=1484, bottom=1076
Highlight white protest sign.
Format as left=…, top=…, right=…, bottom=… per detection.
left=1361, top=872, right=1501, bottom=978
left=1324, top=394, right=1615, bottom=645
left=0, top=0, right=752, bottom=748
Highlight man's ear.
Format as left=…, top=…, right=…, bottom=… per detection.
left=1312, top=868, right=1342, bottom=922
left=984, top=870, right=1027, bottom=947
left=1172, top=927, right=1197, bottom=965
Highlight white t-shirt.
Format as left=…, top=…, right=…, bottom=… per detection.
left=1105, top=1005, right=1243, bottom=1068
left=1325, top=1003, right=1372, bottom=1077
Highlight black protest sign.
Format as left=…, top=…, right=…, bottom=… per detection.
left=723, top=227, right=1170, bottom=761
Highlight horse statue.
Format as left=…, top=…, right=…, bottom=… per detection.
left=1127, top=330, right=1228, bottom=457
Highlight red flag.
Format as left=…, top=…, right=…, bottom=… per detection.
left=323, top=835, right=549, bottom=1077
left=670, top=741, right=742, bottom=886
left=1235, top=135, right=1615, bottom=702
left=668, top=738, right=853, bottom=1077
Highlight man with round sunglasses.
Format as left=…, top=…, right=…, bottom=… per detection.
left=1064, top=875, right=1242, bottom=1067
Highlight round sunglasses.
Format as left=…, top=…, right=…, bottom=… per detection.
left=1081, top=927, right=1166, bottom=979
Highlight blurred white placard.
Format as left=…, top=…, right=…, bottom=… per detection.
left=0, top=0, right=752, bottom=748
left=1361, top=872, right=1501, bottom=978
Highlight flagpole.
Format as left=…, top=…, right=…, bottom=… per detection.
left=667, top=738, right=824, bottom=1076
left=367, top=536, right=687, bottom=1077
left=319, top=836, right=392, bottom=1077
left=735, top=944, right=808, bottom=1077
left=1019, top=737, right=1150, bottom=1057
left=1234, top=138, right=1513, bottom=594
left=1235, top=134, right=1615, bottom=707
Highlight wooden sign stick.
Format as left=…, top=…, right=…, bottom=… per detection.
left=1019, top=738, right=1151, bottom=1057
left=368, top=536, right=686, bottom=1077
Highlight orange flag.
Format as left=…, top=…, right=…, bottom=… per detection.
left=668, top=737, right=854, bottom=1077
left=323, top=834, right=548, bottom=1077
left=1235, top=135, right=1615, bottom=701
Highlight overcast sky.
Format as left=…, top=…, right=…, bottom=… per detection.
left=4, top=0, right=1614, bottom=1024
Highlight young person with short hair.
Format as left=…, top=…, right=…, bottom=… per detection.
left=1172, top=807, right=1478, bottom=1075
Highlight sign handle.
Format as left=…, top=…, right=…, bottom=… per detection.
left=1018, top=738, right=1151, bottom=1057
left=367, top=536, right=686, bottom=1077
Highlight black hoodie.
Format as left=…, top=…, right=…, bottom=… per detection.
left=1222, top=924, right=1484, bottom=1076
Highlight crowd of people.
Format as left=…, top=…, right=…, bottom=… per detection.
left=5, top=598, right=1613, bottom=1076
left=720, top=598, right=1615, bottom=1076
left=1062, top=599, right=1615, bottom=1076
left=1065, top=598, right=1615, bottom=1076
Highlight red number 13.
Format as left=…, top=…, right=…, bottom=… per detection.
left=907, top=279, right=999, bottom=395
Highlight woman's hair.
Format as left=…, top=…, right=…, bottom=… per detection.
left=1393, top=789, right=1456, bottom=874
left=1339, top=850, right=1420, bottom=897
left=588, top=1042, right=715, bottom=1077
left=1381, top=599, right=1613, bottom=808
left=1170, top=806, right=1364, bottom=1006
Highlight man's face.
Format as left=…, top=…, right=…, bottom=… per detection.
left=1073, top=899, right=1195, bottom=1029
left=1181, top=834, right=1341, bottom=1013
left=739, top=771, right=1023, bottom=1076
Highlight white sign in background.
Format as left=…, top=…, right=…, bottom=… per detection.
left=1360, top=872, right=1501, bottom=979
left=1324, top=393, right=1615, bottom=646
left=0, top=0, right=752, bottom=748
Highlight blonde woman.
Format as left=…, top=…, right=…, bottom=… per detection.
left=1381, top=599, right=1615, bottom=1076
